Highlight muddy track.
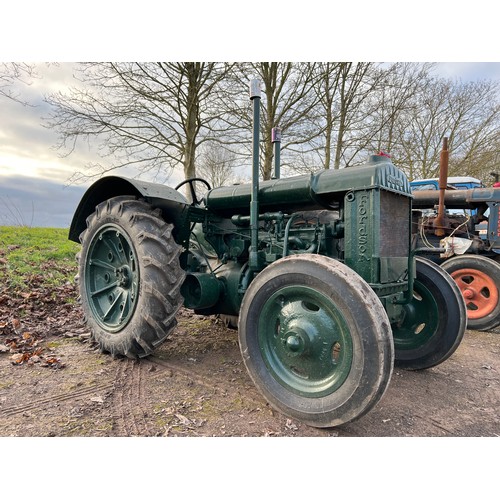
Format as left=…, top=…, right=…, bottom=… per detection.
left=0, top=380, right=114, bottom=418
left=148, top=354, right=267, bottom=407
left=111, top=359, right=153, bottom=436
left=1, top=313, right=499, bottom=437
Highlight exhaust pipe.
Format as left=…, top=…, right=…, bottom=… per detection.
left=272, top=127, right=281, bottom=179
left=249, top=79, right=261, bottom=271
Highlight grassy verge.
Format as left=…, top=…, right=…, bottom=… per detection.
left=0, top=226, right=80, bottom=297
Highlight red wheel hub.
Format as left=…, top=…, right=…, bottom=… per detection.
left=450, top=268, right=498, bottom=319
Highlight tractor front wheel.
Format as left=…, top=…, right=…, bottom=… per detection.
left=238, top=254, right=394, bottom=428
left=392, top=257, right=466, bottom=370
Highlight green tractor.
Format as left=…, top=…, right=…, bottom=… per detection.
left=69, top=81, right=465, bottom=428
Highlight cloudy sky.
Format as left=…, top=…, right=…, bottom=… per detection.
left=1, top=61, right=499, bottom=228
left=1, top=1, right=499, bottom=229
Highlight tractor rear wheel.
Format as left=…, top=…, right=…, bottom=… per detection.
left=77, top=196, right=185, bottom=358
left=392, top=257, right=466, bottom=370
left=238, top=254, right=394, bottom=428
left=441, top=255, right=500, bottom=331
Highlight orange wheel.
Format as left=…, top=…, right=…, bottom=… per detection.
left=450, top=268, right=498, bottom=319
left=441, top=255, right=500, bottom=331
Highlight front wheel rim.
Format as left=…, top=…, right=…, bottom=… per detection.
left=394, top=280, right=439, bottom=350
left=85, top=224, right=140, bottom=332
left=258, top=286, right=353, bottom=398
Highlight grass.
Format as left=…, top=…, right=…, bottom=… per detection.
left=0, top=226, right=80, bottom=294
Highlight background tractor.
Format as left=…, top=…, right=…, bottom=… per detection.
left=68, top=81, right=465, bottom=428
left=411, top=138, right=500, bottom=331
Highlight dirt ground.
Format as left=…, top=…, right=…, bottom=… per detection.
left=1, top=303, right=499, bottom=438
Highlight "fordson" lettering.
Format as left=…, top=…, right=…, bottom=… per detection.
left=358, top=194, right=370, bottom=261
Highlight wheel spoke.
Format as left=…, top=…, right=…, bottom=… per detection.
left=102, top=289, right=124, bottom=321
left=102, top=234, right=127, bottom=266
left=90, top=281, right=119, bottom=298
left=118, top=290, right=130, bottom=324
left=90, top=258, right=117, bottom=271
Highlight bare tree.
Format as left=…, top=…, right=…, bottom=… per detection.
left=311, top=62, right=342, bottom=170
left=44, top=61, right=500, bottom=188
left=392, top=76, right=500, bottom=181
left=0, top=62, right=37, bottom=106
left=369, top=62, right=435, bottom=155
left=229, top=62, right=321, bottom=180
left=45, top=62, right=235, bottom=190
left=446, top=80, right=500, bottom=182
left=196, top=142, right=238, bottom=188
left=311, top=63, right=386, bottom=170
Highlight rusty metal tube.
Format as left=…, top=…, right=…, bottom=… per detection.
left=433, top=137, right=449, bottom=236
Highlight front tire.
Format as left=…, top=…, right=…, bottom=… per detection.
left=392, top=257, right=466, bottom=370
left=238, top=254, right=394, bottom=428
left=78, top=196, right=185, bottom=358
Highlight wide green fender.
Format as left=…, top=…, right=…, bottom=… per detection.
left=68, top=176, right=190, bottom=243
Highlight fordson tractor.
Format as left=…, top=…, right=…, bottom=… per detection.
left=68, top=81, right=465, bottom=428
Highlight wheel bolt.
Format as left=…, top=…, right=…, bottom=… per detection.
left=287, top=336, right=301, bottom=351
left=285, top=333, right=305, bottom=354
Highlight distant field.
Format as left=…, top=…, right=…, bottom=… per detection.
left=0, top=226, right=80, bottom=297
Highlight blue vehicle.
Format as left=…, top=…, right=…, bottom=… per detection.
left=410, top=176, right=484, bottom=191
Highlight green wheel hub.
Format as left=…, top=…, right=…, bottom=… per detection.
left=85, top=224, right=140, bottom=333
left=394, top=280, right=439, bottom=351
left=258, top=286, right=353, bottom=398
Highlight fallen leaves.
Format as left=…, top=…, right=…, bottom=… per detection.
left=175, top=413, right=193, bottom=426
left=40, top=357, right=66, bottom=369
left=11, top=318, right=21, bottom=332
left=4, top=331, right=66, bottom=367
left=10, top=352, right=32, bottom=364
left=0, top=265, right=84, bottom=369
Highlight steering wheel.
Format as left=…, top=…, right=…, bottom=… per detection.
left=174, top=177, right=212, bottom=205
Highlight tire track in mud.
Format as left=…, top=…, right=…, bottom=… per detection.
left=110, top=355, right=267, bottom=436
left=110, top=358, right=167, bottom=436
left=111, top=359, right=157, bottom=436
left=0, top=354, right=264, bottom=431
left=147, top=355, right=266, bottom=407
left=0, top=381, right=114, bottom=417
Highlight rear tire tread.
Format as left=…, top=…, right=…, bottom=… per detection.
left=77, top=196, right=185, bottom=359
